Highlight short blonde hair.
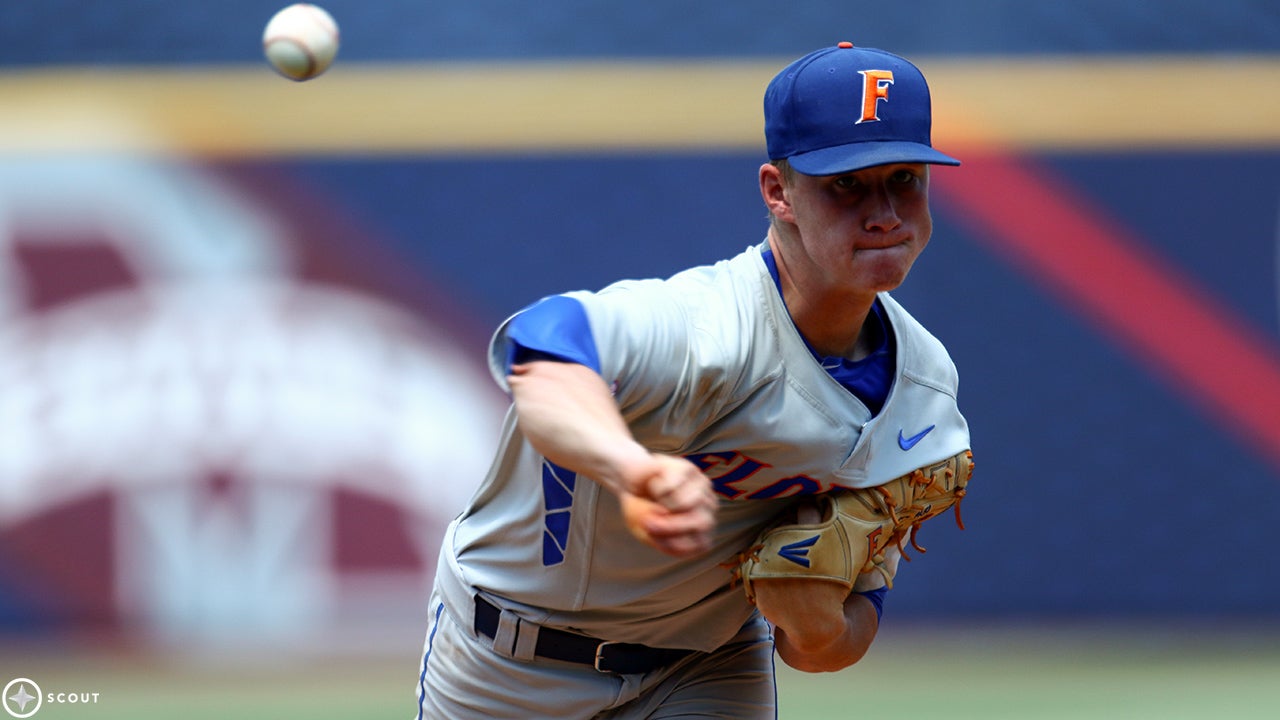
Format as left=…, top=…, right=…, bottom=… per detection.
left=771, top=158, right=796, bottom=184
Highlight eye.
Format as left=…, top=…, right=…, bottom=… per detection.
left=889, top=168, right=918, bottom=184
left=832, top=175, right=862, bottom=191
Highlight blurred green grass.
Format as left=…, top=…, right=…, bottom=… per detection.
left=5, top=623, right=1279, bottom=719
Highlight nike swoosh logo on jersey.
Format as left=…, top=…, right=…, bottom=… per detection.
left=777, top=535, right=819, bottom=567
left=897, top=425, right=936, bottom=451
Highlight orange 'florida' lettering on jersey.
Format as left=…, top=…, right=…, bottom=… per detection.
left=688, top=450, right=855, bottom=500
left=686, top=451, right=769, bottom=499
left=857, top=69, right=894, bottom=123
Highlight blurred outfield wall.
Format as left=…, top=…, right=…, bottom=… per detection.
left=1, top=1, right=1279, bottom=657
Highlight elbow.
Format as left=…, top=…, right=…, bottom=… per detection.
left=779, top=645, right=868, bottom=674
left=775, top=629, right=872, bottom=673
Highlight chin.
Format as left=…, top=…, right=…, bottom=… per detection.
left=854, top=259, right=914, bottom=292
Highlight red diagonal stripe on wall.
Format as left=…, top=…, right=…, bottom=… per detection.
left=934, top=151, right=1280, bottom=471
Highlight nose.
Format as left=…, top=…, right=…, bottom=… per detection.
left=863, top=185, right=902, bottom=232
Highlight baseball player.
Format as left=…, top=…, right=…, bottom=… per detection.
left=415, top=42, right=972, bottom=719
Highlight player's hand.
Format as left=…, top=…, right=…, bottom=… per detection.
left=619, top=454, right=717, bottom=557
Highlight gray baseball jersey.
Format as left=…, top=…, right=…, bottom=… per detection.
left=430, top=241, right=970, bottom=653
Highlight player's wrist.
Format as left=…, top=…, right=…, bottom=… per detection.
left=588, top=441, right=656, bottom=497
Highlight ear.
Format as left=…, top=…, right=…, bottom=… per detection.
left=759, top=163, right=795, bottom=223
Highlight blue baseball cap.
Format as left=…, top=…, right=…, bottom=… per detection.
left=764, top=42, right=960, bottom=176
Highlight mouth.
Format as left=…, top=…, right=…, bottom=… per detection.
left=853, top=238, right=911, bottom=253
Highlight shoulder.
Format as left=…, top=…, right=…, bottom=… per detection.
left=603, top=245, right=765, bottom=302
left=575, top=246, right=771, bottom=342
left=580, top=247, right=780, bottom=430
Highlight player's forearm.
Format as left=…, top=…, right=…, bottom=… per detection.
left=773, top=593, right=879, bottom=673
left=510, top=359, right=718, bottom=557
left=508, top=360, right=648, bottom=495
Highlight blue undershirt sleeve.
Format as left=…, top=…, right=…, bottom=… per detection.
left=855, top=586, right=886, bottom=622
left=502, top=295, right=601, bottom=374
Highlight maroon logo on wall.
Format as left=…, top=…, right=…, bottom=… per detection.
left=0, top=158, right=504, bottom=644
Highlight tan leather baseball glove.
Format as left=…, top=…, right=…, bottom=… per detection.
left=730, top=450, right=974, bottom=630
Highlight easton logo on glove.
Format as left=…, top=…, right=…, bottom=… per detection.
left=776, top=536, right=820, bottom=567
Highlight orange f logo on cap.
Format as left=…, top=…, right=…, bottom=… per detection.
left=856, top=70, right=895, bottom=123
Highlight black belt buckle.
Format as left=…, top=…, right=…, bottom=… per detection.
left=592, top=641, right=624, bottom=673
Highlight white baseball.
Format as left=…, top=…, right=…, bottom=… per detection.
left=262, top=4, right=340, bottom=81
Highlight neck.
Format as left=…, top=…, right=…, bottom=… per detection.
left=767, top=231, right=877, bottom=360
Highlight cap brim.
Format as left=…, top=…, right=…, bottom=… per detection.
left=787, top=141, right=960, bottom=176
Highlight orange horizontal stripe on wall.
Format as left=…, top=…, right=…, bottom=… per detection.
left=0, top=56, right=1276, bottom=156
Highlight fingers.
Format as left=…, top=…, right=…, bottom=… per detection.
left=638, top=500, right=716, bottom=556
left=620, top=492, right=714, bottom=557
left=644, top=455, right=718, bottom=513
left=795, top=502, right=822, bottom=525
left=619, top=456, right=718, bottom=557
